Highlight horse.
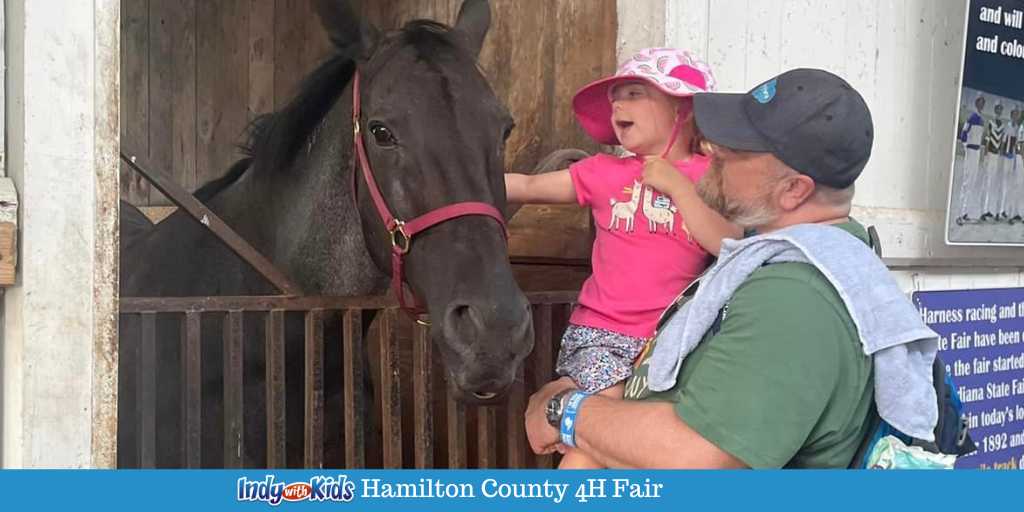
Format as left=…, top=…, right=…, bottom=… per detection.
left=118, top=0, right=534, bottom=468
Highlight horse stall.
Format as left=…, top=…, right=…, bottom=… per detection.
left=117, top=0, right=617, bottom=468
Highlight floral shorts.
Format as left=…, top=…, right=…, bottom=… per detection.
left=555, top=324, right=648, bottom=394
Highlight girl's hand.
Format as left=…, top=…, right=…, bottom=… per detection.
left=642, top=157, right=693, bottom=196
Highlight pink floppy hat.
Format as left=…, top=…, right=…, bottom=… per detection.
left=572, top=48, right=716, bottom=146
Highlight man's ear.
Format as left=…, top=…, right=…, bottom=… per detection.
left=777, top=174, right=816, bottom=211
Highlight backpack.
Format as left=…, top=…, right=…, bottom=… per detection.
left=848, top=356, right=976, bottom=468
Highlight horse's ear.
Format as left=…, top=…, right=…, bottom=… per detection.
left=314, top=0, right=380, bottom=58
left=454, top=0, right=491, bottom=58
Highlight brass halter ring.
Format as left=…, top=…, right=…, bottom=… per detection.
left=389, top=221, right=411, bottom=255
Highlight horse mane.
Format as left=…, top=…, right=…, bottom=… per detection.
left=248, top=54, right=357, bottom=177
left=238, top=19, right=460, bottom=182
left=193, top=156, right=254, bottom=202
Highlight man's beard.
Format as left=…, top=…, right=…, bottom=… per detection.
left=697, top=157, right=779, bottom=230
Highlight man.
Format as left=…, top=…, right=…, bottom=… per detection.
left=1009, top=106, right=1024, bottom=224
left=980, top=102, right=1007, bottom=221
left=525, top=68, right=934, bottom=469
left=956, top=94, right=986, bottom=225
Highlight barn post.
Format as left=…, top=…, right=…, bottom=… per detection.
left=1, top=0, right=120, bottom=468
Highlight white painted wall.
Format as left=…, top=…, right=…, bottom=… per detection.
left=618, top=0, right=1024, bottom=293
left=1, top=0, right=119, bottom=468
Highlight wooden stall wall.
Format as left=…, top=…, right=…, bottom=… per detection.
left=120, top=0, right=616, bottom=267
left=120, top=0, right=334, bottom=208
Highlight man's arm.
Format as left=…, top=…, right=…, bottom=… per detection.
left=524, top=379, right=746, bottom=469
left=574, top=396, right=747, bottom=468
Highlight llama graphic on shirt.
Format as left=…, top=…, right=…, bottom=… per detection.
left=608, top=180, right=643, bottom=232
left=642, top=187, right=676, bottom=233
left=608, top=182, right=691, bottom=239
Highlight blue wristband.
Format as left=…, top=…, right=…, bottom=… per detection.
left=559, top=391, right=588, bottom=448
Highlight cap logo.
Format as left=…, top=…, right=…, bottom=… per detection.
left=752, top=79, right=777, bottom=104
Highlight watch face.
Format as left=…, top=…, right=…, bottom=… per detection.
left=545, top=393, right=564, bottom=427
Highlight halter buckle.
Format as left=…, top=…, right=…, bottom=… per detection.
left=389, top=220, right=411, bottom=255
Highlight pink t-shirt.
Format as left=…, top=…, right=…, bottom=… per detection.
left=569, top=153, right=712, bottom=338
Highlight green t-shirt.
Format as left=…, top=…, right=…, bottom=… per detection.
left=624, top=221, right=875, bottom=468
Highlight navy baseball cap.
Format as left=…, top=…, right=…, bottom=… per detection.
left=693, top=68, right=873, bottom=189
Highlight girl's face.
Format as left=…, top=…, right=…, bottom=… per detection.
left=609, top=81, right=689, bottom=156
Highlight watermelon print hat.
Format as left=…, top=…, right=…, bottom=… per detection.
left=572, top=48, right=716, bottom=145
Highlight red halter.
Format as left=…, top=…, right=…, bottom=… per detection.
left=351, top=71, right=509, bottom=316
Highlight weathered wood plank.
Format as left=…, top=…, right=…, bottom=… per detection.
left=300, top=0, right=333, bottom=78
left=477, top=407, right=498, bottom=468
left=120, top=0, right=151, bottom=205
left=249, top=0, right=276, bottom=119
left=147, top=0, right=176, bottom=205
left=139, top=312, right=157, bottom=468
left=505, top=367, right=527, bottom=468
left=196, top=0, right=249, bottom=187
left=553, top=0, right=616, bottom=151
left=181, top=312, right=202, bottom=468
left=0, top=219, right=17, bottom=286
left=413, top=323, right=434, bottom=468
left=223, top=311, right=245, bottom=468
left=446, top=389, right=467, bottom=468
left=530, top=303, right=554, bottom=468
left=304, top=309, right=325, bottom=468
left=265, top=309, right=287, bottom=468
left=342, top=310, right=366, bottom=468
left=170, top=0, right=198, bottom=195
left=379, top=309, right=403, bottom=468
left=273, top=0, right=306, bottom=108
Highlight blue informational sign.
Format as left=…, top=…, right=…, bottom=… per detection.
left=913, top=287, right=1024, bottom=469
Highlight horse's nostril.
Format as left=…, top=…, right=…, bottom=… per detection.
left=451, top=304, right=472, bottom=321
left=445, top=303, right=485, bottom=336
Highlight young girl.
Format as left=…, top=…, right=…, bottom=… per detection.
left=506, top=48, right=741, bottom=468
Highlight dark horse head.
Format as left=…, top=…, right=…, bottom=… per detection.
left=239, top=0, right=532, bottom=399
left=119, top=0, right=534, bottom=468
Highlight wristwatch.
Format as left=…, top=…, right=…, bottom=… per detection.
left=545, top=389, right=574, bottom=428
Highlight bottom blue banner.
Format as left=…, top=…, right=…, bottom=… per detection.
left=0, top=469, right=1017, bottom=510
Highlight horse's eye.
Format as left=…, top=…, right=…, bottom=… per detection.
left=502, top=122, right=516, bottom=142
left=369, top=122, right=397, bottom=147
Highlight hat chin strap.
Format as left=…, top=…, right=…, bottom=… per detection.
left=659, top=109, right=686, bottom=159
